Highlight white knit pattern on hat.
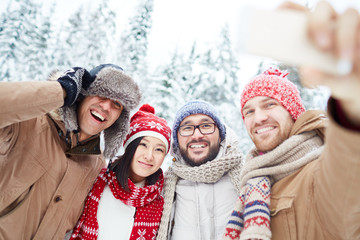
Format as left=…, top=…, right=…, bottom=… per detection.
left=123, top=104, right=171, bottom=153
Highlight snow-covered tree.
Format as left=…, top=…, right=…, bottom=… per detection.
left=85, top=0, right=117, bottom=68
left=116, top=0, right=154, bottom=78
left=0, top=0, right=52, bottom=82
left=197, top=26, right=252, bottom=154
left=24, top=4, right=53, bottom=80
left=198, top=26, right=240, bottom=102
left=0, top=3, right=15, bottom=82
left=54, top=0, right=117, bottom=71
left=150, top=43, right=203, bottom=123
left=53, top=6, right=88, bottom=69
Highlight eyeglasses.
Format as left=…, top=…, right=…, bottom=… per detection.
left=179, top=123, right=216, bottom=136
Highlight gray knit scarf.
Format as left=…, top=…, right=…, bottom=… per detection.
left=223, top=131, right=324, bottom=240
left=157, top=145, right=243, bottom=240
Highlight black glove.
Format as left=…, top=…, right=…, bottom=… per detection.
left=57, top=67, right=93, bottom=106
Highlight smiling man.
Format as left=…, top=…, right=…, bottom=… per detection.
left=243, top=95, right=295, bottom=152
left=157, top=100, right=243, bottom=240
left=224, top=62, right=360, bottom=239
left=0, top=64, right=141, bottom=239
left=224, top=67, right=324, bottom=240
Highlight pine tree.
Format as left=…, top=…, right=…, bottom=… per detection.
left=0, top=0, right=51, bottom=82
left=0, top=2, right=14, bottom=82
left=50, top=27, right=71, bottom=71
left=116, top=0, right=154, bottom=78
left=196, top=25, right=252, bottom=154
left=54, top=0, right=117, bottom=71
left=60, top=5, right=89, bottom=68
left=42, top=2, right=59, bottom=74
left=85, top=0, right=117, bottom=68
left=198, top=26, right=240, bottom=102
left=150, top=43, right=202, bottom=123
left=25, top=4, right=53, bottom=81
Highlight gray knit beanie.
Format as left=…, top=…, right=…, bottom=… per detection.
left=60, top=64, right=141, bottom=159
left=172, top=100, right=226, bottom=153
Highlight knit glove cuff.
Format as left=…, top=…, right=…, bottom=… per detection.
left=57, top=67, right=89, bottom=107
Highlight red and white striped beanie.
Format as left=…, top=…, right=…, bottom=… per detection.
left=123, top=104, right=171, bottom=153
left=240, top=67, right=305, bottom=121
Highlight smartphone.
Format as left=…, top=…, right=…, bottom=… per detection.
left=235, top=7, right=343, bottom=75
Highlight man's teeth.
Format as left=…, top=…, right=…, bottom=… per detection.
left=91, top=111, right=105, bottom=121
left=257, top=127, right=274, bottom=134
left=190, top=144, right=205, bottom=148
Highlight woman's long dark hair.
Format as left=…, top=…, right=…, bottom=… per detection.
left=110, top=136, right=162, bottom=192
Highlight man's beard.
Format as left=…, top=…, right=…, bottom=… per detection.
left=180, top=143, right=220, bottom=167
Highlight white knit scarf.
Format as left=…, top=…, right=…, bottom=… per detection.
left=156, top=147, right=243, bottom=240
left=223, top=131, right=324, bottom=240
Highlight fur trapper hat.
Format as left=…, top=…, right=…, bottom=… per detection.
left=59, top=64, right=141, bottom=159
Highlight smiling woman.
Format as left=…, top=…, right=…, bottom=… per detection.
left=67, top=104, right=172, bottom=240
left=129, top=136, right=167, bottom=183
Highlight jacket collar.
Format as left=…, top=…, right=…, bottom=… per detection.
left=47, top=113, right=101, bottom=156
left=290, top=110, right=328, bottom=140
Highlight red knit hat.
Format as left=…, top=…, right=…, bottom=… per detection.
left=240, top=67, right=305, bottom=121
left=123, top=104, right=171, bottom=153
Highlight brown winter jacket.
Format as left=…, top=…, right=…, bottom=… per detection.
left=0, top=81, right=105, bottom=239
left=270, top=101, right=360, bottom=240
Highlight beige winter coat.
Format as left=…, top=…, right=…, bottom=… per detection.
left=0, top=81, right=105, bottom=239
left=270, top=101, right=360, bottom=239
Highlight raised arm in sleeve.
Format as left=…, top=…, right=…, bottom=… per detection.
left=315, top=99, right=360, bottom=239
left=0, top=81, right=64, bottom=128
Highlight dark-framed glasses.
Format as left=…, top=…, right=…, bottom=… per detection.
left=179, top=123, right=216, bottom=136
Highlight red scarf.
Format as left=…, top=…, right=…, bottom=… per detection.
left=70, top=168, right=164, bottom=240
